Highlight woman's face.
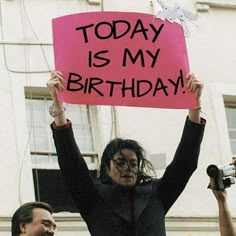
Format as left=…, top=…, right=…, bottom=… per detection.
left=107, top=148, right=138, bottom=187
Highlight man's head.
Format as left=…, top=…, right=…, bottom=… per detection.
left=99, top=138, right=155, bottom=187
left=11, top=202, right=56, bottom=236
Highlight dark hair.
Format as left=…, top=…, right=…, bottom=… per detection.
left=98, top=138, right=155, bottom=184
left=11, top=201, right=53, bottom=236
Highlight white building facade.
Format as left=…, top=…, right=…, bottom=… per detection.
left=0, top=0, right=236, bottom=235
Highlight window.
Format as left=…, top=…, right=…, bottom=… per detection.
left=87, top=0, right=101, bottom=4
left=225, top=104, right=236, bottom=157
left=196, top=0, right=236, bottom=11
left=25, top=87, right=99, bottom=212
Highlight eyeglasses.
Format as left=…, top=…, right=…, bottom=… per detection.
left=112, top=157, right=138, bottom=173
left=41, top=220, right=57, bottom=232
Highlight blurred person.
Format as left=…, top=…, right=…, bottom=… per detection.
left=11, top=201, right=56, bottom=236
left=209, top=159, right=236, bottom=236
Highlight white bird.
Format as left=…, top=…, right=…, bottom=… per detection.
left=154, top=0, right=198, bottom=37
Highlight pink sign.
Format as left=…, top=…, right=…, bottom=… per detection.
left=52, top=11, right=195, bottom=108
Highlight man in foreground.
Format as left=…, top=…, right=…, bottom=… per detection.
left=11, top=201, right=56, bottom=236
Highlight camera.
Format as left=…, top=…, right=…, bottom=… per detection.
left=206, top=164, right=236, bottom=191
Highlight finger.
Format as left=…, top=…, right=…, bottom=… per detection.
left=54, top=71, right=64, bottom=82
left=208, top=177, right=216, bottom=190
left=195, top=84, right=203, bottom=98
left=192, top=82, right=203, bottom=93
left=47, top=78, right=64, bottom=90
left=188, top=79, right=202, bottom=94
left=51, top=71, right=63, bottom=76
left=51, top=71, right=65, bottom=83
left=186, top=73, right=192, bottom=80
left=50, top=72, right=62, bottom=81
left=55, top=71, right=63, bottom=76
left=187, top=76, right=194, bottom=89
left=187, top=74, right=196, bottom=89
left=187, top=78, right=197, bottom=92
left=49, top=74, right=65, bottom=84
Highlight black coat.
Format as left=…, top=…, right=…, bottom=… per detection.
left=51, top=117, right=205, bottom=236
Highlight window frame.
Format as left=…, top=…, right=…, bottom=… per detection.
left=196, top=0, right=236, bottom=8
left=25, top=86, right=101, bottom=169
left=224, top=100, right=236, bottom=157
left=211, top=83, right=236, bottom=160
left=24, top=86, right=102, bottom=212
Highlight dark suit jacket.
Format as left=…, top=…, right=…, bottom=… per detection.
left=51, top=117, right=205, bottom=236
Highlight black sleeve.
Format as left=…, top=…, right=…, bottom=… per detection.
left=158, top=116, right=206, bottom=214
left=51, top=122, right=98, bottom=216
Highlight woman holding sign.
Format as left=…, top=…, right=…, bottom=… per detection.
left=47, top=71, right=205, bottom=236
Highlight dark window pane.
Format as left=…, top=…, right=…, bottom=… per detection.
left=32, top=169, right=97, bottom=213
